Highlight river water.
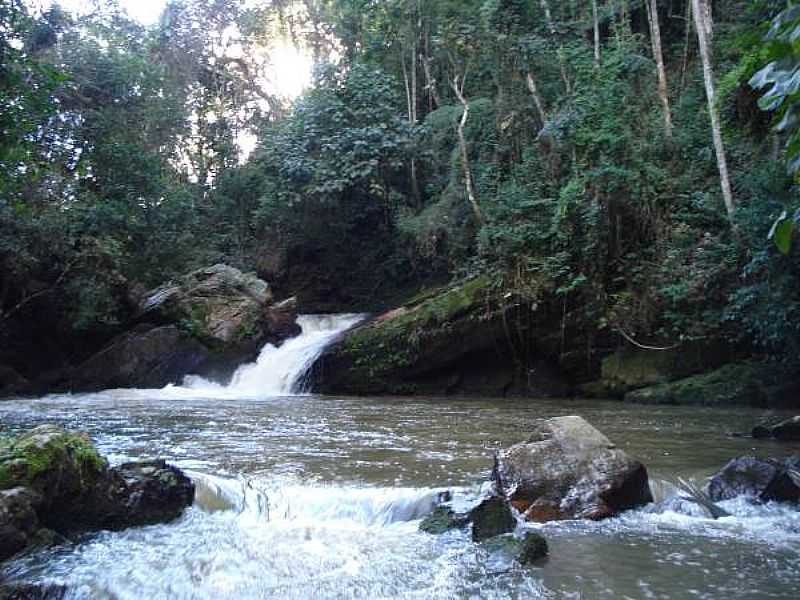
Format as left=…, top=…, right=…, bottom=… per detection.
left=1, top=318, right=800, bottom=599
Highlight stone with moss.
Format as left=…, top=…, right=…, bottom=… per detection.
left=481, top=531, right=548, bottom=565
left=0, top=426, right=194, bottom=563
left=624, top=363, right=764, bottom=406
left=314, top=277, right=569, bottom=397
left=418, top=506, right=470, bottom=534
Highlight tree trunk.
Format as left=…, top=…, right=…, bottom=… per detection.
left=592, top=0, right=601, bottom=67
left=526, top=71, right=547, bottom=125
left=691, top=0, right=735, bottom=220
left=540, top=0, right=571, bottom=94
left=645, top=0, right=673, bottom=138
left=452, top=76, right=484, bottom=225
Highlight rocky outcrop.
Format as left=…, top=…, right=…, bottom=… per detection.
left=63, top=265, right=300, bottom=391
left=313, top=278, right=570, bottom=397
left=493, top=416, right=652, bottom=522
left=66, top=325, right=210, bottom=392
left=623, top=362, right=800, bottom=407
left=583, top=342, right=734, bottom=398
left=706, top=456, right=800, bottom=503
left=0, top=426, right=194, bottom=562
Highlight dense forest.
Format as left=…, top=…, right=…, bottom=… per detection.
left=1, top=0, right=799, bottom=397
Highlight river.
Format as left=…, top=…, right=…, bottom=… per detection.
left=1, top=317, right=799, bottom=599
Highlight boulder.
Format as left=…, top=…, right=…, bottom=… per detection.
left=770, top=416, right=800, bottom=441
left=0, top=488, right=42, bottom=562
left=469, top=495, right=516, bottom=542
left=624, top=363, right=765, bottom=406
left=0, top=426, right=194, bottom=561
left=138, top=264, right=274, bottom=347
left=493, top=416, right=652, bottom=522
left=65, top=265, right=301, bottom=391
left=596, top=342, right=733, bottom=398
left=481, top=532, right=548, bottom=565
left=418, top=505, right=470, bottom=534
left=68, top=325, right=210, bottom=391
left=0, top=365, right=29, bottom=398
left=706, top=456, right=800, bottom=503
left=314, top=277, right=570, bottom=397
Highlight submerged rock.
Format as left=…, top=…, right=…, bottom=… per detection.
left=481, top=532, right=548, bottom=565
left=706, top=456, right=800, bottom=503
left=470, top=495, right=516, bottom=542
left=493, top=416, right=652, bottom=522
left=0, top=426, right=194, bottom=562
left=418, top=506, right=470, bottom=534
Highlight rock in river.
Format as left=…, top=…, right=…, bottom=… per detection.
left=0, top=425, right=194, bottom=562
left=706, top=456, right=800, bottom=503
left=493, top=416, right=653, bottom=521
left=66, top=264, right=301, bottom=391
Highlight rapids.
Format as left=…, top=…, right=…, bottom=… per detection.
left=1, top=316, right=800, bottom=599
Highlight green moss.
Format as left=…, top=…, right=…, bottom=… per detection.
left=0, top=428, right=107, bottom=491
left=624, top=363, right=763, bottom=406
left=419, top=506, right=469, bottom=534
left=338, top=276, right=494, bottom=380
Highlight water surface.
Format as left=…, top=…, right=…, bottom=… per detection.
left=2, top=392, right=799, bottom=599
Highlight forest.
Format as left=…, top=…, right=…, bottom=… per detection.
left=1, top=0, right=799, bottom=397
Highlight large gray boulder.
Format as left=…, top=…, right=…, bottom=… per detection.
left=493, top=416, right=653, bottom=521
left=138, top=264, right=280, bottom=346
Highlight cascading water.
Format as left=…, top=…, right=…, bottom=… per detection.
left=181, top=313, right=364, bottom=397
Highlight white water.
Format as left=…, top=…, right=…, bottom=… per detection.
left=178, top=313, right=364, bottom=398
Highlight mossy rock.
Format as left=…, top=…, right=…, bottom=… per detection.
left=624, top=363, right=764, bottom=406
left=0, top=425, right=107, bottom=496
left=419, top=506, right=470, bottom=534
left=600, top=342, right=734, bottom=396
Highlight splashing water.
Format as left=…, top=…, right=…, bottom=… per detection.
left=180, top=314, right=365, bottom=397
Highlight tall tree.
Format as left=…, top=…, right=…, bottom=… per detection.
left=644, top=0, right=672, bottom=138
left=691, top=0, right=735, bottom=220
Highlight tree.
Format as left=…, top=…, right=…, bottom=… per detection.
left=692, top=0, right=735, bottom=220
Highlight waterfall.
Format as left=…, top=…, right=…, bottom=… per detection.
left=182, top=314, right=364, bottom=397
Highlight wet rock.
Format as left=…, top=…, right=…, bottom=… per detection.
left=91, top=460, right=195, bottom=529
left=706, top=456, right=800, bottom=503
left=481, top=532, right=548, bottom=565
left=469, top=495, right=515, bottom=542
left=314, top=278, right=570, bottom=397
left=0, top=488, right=42, bottom=561
left=265, top=297, right=302, bottom=342
left=418, top=506, right=470, bottom=534
left=0, top=365, right=30, bottom=398
left=0, top=583, right=68, bottom=600
left=0, top=426, right=194, bottom=561
left=751, top=425, right=773, bottom=439
left=493, top=416, right=652, bottom=522
left=68, top=325, right=210, bottom=391
left=771, top=416, right=800, bottom=441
